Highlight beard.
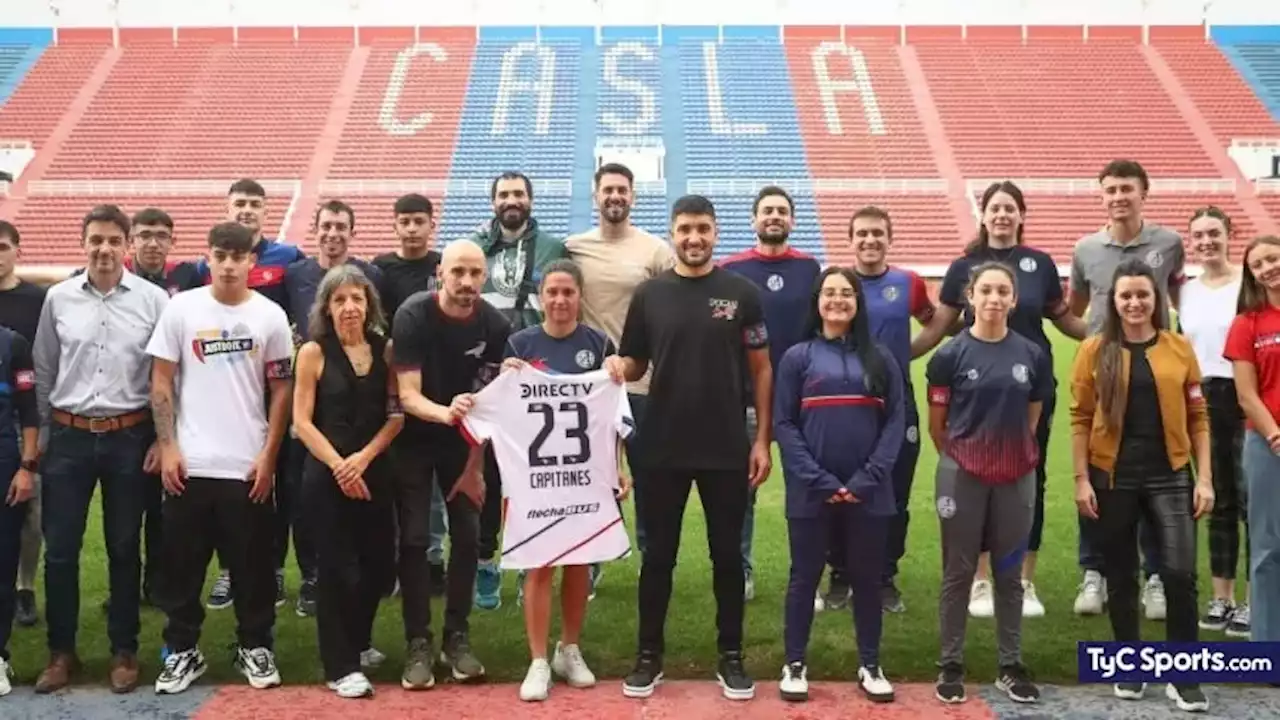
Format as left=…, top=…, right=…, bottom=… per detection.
left=758, top=227, right=789, bottom=245
left=676, top=246, right=712, bottom=268
left=601, top=200, right=630, bottom=223
left=497, top=205, right=529, bottom=231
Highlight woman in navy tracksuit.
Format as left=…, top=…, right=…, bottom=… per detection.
left=775, top=266, right=906, bottom=704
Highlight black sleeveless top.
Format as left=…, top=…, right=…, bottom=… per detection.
left=313, top=331, right=392, bottom=458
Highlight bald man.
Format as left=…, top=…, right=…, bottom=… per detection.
left=390, top=239, right=509, bottom=689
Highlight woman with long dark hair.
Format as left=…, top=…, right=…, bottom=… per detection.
left=774, top=266, right=904, bottom=704
left=1071, top=259, right=1213, bottom=712
left=913, top=181, right=1085, bottom=618
left=1224, top=235, right=1280, bottom=644
left=1180, top=207, right=1248, bottom=637
left=293, top=265, right=403, bottom=699
left=928, top=262, right=1052, bottom=706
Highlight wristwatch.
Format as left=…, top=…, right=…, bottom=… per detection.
left=20, top=459, right=38, bottom=472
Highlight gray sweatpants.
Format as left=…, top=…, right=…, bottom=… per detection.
left=936, top=454, right=1034, bottom=667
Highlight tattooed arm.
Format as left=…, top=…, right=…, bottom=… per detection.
left=151, top=358, right=186, bottom=493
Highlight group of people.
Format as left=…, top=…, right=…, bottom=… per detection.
left=0, top=159, right=1275, bottom=715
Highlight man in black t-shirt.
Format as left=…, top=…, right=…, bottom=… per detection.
left=605, top=195, right=773, bottom=702
left=391, top=239, right=509, bottom=690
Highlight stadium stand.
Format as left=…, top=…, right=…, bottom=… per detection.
left=1222, top=43, right=1280, bottom=120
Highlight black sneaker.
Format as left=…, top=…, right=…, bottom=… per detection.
left=15, top=589, right=37, bottom=627
left=206, top=571, right=233, bottom=610
left=881, top=582, right=906, bottom=614
left=622, top=651, right=663, bottom=699
left=1199, top=598, right=1232, bottom=631
left=716, top=650, right=754, bottom=701
left=273, top=572, right=286, bottom=609
left=295, top=579, right=317, bottom=618
left=1166, top=683, right=1209, bottom=712
left=428, top=562, right=447, bottom=598
left=995, top=663, right=1040, bottom=703
left=935, top=662, right=966, bottom=704
left=823, top=575, right=851, bottom=612
left=440, top=631, right=485, bottom=682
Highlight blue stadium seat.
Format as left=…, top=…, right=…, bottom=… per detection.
left=1225, top=43, right=1280, bottom=120
left=438, top=194, right=573, bottom=243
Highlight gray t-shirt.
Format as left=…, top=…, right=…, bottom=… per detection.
left=1069, top=223, right=1185, bottom=335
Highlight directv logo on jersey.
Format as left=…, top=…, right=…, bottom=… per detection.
left=521, top=381, right=593, bottom=399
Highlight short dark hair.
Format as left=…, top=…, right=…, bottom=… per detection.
left=594, top=163, right=634, bottom=187
left=670, top=194, right=716, bottom=222
left=1098, top=159, right=1150, bottom=193
left=848, top=205, right=893, bottom=239
left=0, top=220, right=19, bottom=246
left=132, top=207, right=173, bottom=231
left=82, top=204, right=130, bottom=239
left=208, top=221, right=255, bottom=252
left=228, top=178, right=266, bottom=198
left=752, top=185, right=794, bottom=215
left=314, top=199, right=355, bottom=229
left=539, top=258, right=585, bottom=291
left=490, top=171, right=533, bottom=201
left=394, top=193, right=433, bottom=217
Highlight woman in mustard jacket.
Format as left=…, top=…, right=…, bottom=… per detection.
left=1070, top=258, right=1214, bottom=713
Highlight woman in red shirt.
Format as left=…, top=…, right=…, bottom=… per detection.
left=1223, top=235, right=1280, bottom=643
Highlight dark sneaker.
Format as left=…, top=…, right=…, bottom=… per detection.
left=15, top=589, right=37, bottom=627
left=401, top=638, right=434, bottom=690
left=1227, top=604, right=1251, bottom=638
left=622, top=651, right=663, bottom=699
left=274, top=572, right=287, bottom=609
left=935, top=662, right=965, bottom=704
left=881, top=582, right=906, bottom=614
left=428, top=562, right=446, bottom=598
left=995, top=663, right=1040, bottom=703
left=716, top=650, right=754, bottom=701
left=1166, top=682, right=1209, bottom=712
left=823, top=575, right=851, bottom=612
left=1199, top=598, right=1232, bottom=631
left=295, top=579, right=317, bottom=618
left=1114, top=681, right=1147, bottom=700
left=441, top=632, right=485, bottom=682
left=206, top=571, right=233, bottom=610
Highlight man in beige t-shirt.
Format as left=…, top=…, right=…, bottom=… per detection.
left=565, top=162, right=673, bottom=557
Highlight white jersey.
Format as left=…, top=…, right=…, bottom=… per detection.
left=462, top=366, right=633, bottom=570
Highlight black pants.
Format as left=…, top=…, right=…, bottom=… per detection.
left=638, top=467, right=748, bottom=654
left=477, top=447, right=502, bottom=561
left=158, top=477, right=276, bottom=652
left=305, top=457, right=394, bottom=681
left=1205, top=378, right=1248, bottom=580
left=396, top=438, right=479, bottom=644
left=143, top=472, right=163, bottom=597
left=273, top=436, right=317, bottom=580
left=1094, top=467, right=1198, bottom=644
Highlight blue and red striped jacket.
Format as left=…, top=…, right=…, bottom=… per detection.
left=773, top=335, right=906, bottom=519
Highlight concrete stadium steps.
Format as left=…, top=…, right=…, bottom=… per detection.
left=0, top=44, right=104, bottom=150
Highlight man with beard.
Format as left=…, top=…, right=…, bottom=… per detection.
left=392, top=239, right=508, bottom=689
left=458, top=172, right=568, bottom=610
left=32, top=205, right=169, bottom=693
left=281, top=199, right=381, bottom=619
left=199, top=179, right=305, bottom=613
left=720, top=186, right=819, bottom=601
left=606, top=194, right=772, bottom=702
left=1068, top=159, right=1184, bottom=619
left=565, top=163, right=673, bottom=566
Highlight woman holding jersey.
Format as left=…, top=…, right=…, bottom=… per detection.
left=501, top=259, right=630, bottom=703
left=1179, top=208, right=1249, bottom=637
left=914, top=181, right=1086, bottom=619
left=774, top=267, right=905, bottom=704
left=1071, top=259, right=1212, bottom=712
left=293, top=265, right=403, bottom=699
left=927, top=262, right=1052, bottom=706
left=1224, top=235, right=1280, bottom=644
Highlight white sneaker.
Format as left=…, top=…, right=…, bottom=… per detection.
left=360, top=647, right=386, bottom=669
left=235, top=646, right=282, bottom=689
left=327, top=672, right=374, bottom=699
left=858, top=665, right=895, bottom=703
left=155, top=648, right=208, bottom=695
left=552, top=642, right=596, bottom=688
left=1074, top=570, right=1106, bottom=615
left=1022, top=580, right=1045, bottom=617
left=743, top=569, right=755, bottom=602
left=968, top=580, right=994, bottom=618
left=779, top=662, right=808, bottom=702
left=0, top=657, right=11, bottom=697
left=519, top=658, right=552, bottom=702
left=1143, top=575, right=1167, bottom=621
left=813, top=590, right=825, bottom=612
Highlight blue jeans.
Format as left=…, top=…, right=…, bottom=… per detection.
left=42, top=421, right=151, bottom=655
left=0, top=455, right=25, bottom=660
left=1246, top=430, right=1280, bottom=641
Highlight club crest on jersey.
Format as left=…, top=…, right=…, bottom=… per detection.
left=905, top=425, right=919, bottom=444
left=575, top=349, right=597, bottom=370
left=709, top=298, right=738, bottom=320
left=1145, top=249, right=1164, bottom=268
left=966, top=368, right=979, bottom=381
left=766, top=274, right=784, bottom=292
left=881, top=285, right=900, bottom=302
left=937, top=496, right=957, bottom=519
left=1019, top=257, right=1037, bottom=273
left=1012, top=363, right=1029, bottom=384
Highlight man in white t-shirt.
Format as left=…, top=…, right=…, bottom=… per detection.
left=145, top=222, right=294, bottom=695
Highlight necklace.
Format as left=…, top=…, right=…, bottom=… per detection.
left=344, top=343, right=373, bottom=376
